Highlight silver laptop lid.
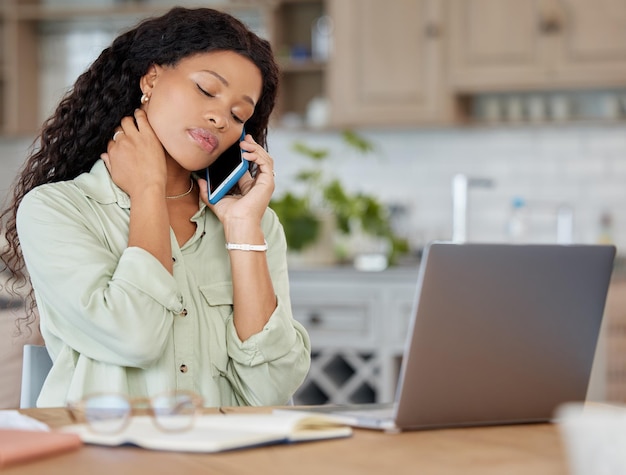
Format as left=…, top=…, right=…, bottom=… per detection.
left=394, top=242, right=615, bottom=430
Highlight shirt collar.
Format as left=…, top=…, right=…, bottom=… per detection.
left=74, top=159, right=208, bottom=216
left=74, top=159, right=131, bottom=208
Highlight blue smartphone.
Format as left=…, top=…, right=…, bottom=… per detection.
left=205, top=128, right=248, bottom=204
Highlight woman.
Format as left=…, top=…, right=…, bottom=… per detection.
left=0, top=7, right=310, bottom=407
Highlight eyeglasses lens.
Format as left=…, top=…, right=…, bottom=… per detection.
left=152, top=392, right=197, bottom=432
left=84, top=394, right=131, bottom=434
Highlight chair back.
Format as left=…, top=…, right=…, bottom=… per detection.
left=20, top=344, right=52, bottom=408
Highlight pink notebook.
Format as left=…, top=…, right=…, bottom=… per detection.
left=0, top=430, right=82, bottom=468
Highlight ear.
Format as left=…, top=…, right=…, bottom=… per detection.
left=139, top=64, right=160, bottom=95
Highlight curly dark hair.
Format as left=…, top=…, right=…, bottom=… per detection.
left=0, top=7, right=279, bottom=333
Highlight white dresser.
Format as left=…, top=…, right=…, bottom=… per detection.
left=289, top=267, right=419, bottom=405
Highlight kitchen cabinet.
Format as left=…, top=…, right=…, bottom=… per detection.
left=555, top=0, right=626, bottom=86
left=327, top=0, right=453, bottom=127
left=1, top=0, right=452, bottom=133
left=288, top=267, right=418, bottom=405
left=268, top=0, right=328, bottom=127
left=268, top=0, right=453, bottom=128
left=0, top=1, right=39, bottom=135
left=4, top=0, right=626, bottom=134
left=449, top=0, right=626, bottom=92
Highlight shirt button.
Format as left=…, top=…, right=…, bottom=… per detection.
left=180, top=308, right=188, bottom=317
left=180, top=364, right=188, bottom=373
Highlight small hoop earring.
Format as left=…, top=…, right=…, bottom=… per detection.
left=141, top=93, right=150, bottom=105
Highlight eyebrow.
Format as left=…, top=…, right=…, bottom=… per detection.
left=203, top=70, right=256, bottom=107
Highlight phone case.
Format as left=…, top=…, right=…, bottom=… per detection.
left=206, top=129, right=248, bottom=204
left=206, top=160, right=248, bottom=204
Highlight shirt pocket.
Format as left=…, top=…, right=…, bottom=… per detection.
left=198, top=281, right=234, bottom=377
left=199, top=281, right=234, bottom=315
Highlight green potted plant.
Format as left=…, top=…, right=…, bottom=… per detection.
left=270, top=130, right=408, bottom=266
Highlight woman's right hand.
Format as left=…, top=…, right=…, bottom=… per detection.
left=101, top=108, right=173, bottom=273
left=100, top=109, right=167, bottom=199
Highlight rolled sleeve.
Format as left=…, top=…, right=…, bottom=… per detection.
left=219, top=210, right=311, bottom=405
left=225, top=293, right=309, bottom=365
left=17, top=186, right=179, bottom=368
left=115, top=246, right=184, bottom=312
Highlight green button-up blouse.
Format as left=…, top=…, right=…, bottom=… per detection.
left=16, top=160, right=311, bottom=407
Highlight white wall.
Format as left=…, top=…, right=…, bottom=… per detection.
left=267, top=124, right=626, bottom=253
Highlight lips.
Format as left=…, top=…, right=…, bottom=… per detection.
left=188, top=128, right=218, bottom=154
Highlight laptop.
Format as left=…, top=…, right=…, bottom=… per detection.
left=286, top=242, right=616, bottom=431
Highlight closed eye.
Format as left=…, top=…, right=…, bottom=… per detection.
left=196, top=84, right=214, bottom=98
left=197, top=83, right=247, bottom=124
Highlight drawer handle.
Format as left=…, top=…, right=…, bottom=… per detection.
left=539, top=15, right=561, bottom=34
left=424, top=22, right=441, bottom=39
left=308, top=313, right=323, bottom=326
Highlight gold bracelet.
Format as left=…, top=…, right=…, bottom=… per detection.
left=225, top=240, right=268, bottom=251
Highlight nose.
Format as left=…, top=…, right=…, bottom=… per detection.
left=209, top=117, right=226, bottom=130
left=207, top=111, right=228, bottom=131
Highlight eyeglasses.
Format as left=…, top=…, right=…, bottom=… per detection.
left=67, top=390, right=204, bottom=434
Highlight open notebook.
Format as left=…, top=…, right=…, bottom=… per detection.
left=284, top=242, right=616, bottom=431
left=61, top=412, right=352, bottom=453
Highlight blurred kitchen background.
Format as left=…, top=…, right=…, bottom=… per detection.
left=3, top=0, right=626, bottom=405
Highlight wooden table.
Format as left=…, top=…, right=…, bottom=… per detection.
left=6, top=408, right=570, bottom=475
